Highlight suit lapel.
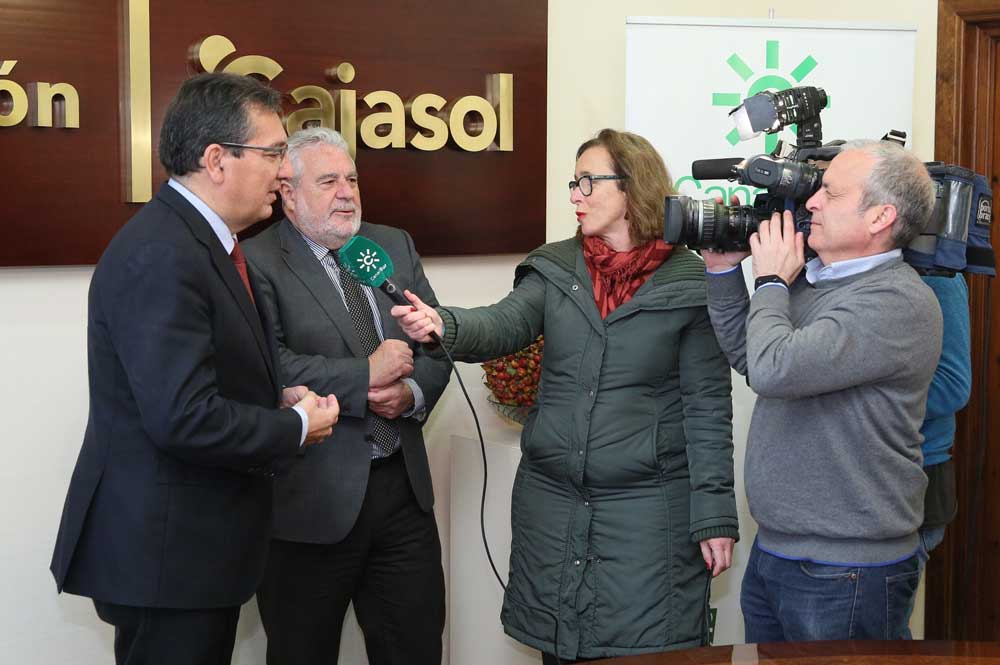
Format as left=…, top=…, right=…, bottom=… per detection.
left=373, top=288, right=403, bottom=340
left=254, top=271, right=287, bottom=403
left=157, top=185, right=278, bottom=387
left=360, top=224, right=405, bottom=342
left=277, top=220, right=366, bottom=357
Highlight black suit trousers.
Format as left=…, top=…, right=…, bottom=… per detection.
left=257, top=452, right=445, bottom=665
left=93, top=600, right=240, bottom=665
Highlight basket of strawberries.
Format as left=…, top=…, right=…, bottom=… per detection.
left=481, top=336, right=544, bottom=425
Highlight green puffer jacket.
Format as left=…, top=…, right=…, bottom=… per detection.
left=437, top=238, right=738, bottom=660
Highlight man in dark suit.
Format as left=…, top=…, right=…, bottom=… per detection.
left=50, top=73, right=340, bottom=665
left=243, top=127, right=451, bottom=665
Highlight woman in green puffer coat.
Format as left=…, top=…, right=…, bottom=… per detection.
left=393, top=129, right=738, bottom=664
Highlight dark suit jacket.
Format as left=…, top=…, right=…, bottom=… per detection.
left=243, top=219, right=450, bottom=544
left=50, top=184, right=302, bottom=609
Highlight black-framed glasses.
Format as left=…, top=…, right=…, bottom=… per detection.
left=218, top=142, right=288, bottom=160
left=568, top=174, right=626, bottom=196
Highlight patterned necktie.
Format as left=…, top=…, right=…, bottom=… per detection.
left=330, top=251, right=400, bottom=458
left=230, top=242, right=256, bottom=306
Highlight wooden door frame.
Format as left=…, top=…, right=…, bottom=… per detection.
left=928, top=0, right=1000, bottom=641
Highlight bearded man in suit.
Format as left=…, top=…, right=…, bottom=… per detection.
left=243, top=126, right=450, bottom=665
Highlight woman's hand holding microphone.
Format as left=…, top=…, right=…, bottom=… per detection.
left=390, top=290, right=444, bottom=343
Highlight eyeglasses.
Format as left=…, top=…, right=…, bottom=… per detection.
left=218, top=142, right=288, bottom=161
left=568, top=174, right=626, bottom=196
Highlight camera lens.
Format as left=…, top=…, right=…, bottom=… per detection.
left=664, top=195, right=762, bottom=251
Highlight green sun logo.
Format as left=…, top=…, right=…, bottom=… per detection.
left=711, top=40, right=822, bottom=152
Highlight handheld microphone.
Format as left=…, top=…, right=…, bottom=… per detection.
left=691, top=158, right=742, bottom=181
left=337, top=235, right=442, bottom=343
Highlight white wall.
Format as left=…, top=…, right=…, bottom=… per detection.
left=1, top=1, right=939, bottom=663
left=1, top=267, right=97, bottom=663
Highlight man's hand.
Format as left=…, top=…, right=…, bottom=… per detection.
left=281, top=385, right=310, bottom=408
left=295, top=391, right=340, bottom=445
left=699, top=537, right=735, bottom=578
left=367, top=381, right=414, bottom=420
left=702, top=248, right=750, bottom=273
left=368, top=339, right=414, bottom=388
left=749, top=210, right=805, bottom=283
left=390, top=290, right=443, bottom=343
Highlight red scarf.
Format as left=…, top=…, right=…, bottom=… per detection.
left=582, top=236, right=674, bottom=319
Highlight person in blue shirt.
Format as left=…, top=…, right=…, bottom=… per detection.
left=900, top=272, right=971, bottom=629
left=915, top=274, right=972, bottom=559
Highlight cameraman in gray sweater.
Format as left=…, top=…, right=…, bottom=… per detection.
left=704, top=140, right=942, bottom=643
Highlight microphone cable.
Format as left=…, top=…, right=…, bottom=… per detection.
left=434, top=341, right=565, bottom=665
left=435, top=342, right=506, bottom=590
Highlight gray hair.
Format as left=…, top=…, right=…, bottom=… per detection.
left=841, top=139, right=934, bottom=248
left=286, top=126, right=354, bottom=184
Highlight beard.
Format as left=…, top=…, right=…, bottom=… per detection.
left=327, top=210, right=362, bottom=244
left=296, top=205, right=361, bottom=249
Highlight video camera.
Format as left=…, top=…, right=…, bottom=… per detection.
left=662, top=85, right=995, bottom=277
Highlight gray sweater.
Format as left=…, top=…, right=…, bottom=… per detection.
left=708, top=258, right=942, bottom=564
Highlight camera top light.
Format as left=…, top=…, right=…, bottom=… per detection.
left=728, top=87, right=828, bottom=143
left=730, top=98, right=777, bottom=141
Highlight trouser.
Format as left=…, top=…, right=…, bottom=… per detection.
left=93, top=600, right=239, bottom=665
left=257, top=451, right=445, bottom=665
left=741, top=539, right=921, bottom=643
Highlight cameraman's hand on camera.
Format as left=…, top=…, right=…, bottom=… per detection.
left=702, top=248, right=750, bottom=272
left=750, top=210, right=805, bottom=283
left=702, top=194, right=751, bottom=272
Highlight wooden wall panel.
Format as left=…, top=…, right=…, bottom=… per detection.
left=927, top=0, right=1000, bottom=641
left=0, top=0, right=547, bottom=265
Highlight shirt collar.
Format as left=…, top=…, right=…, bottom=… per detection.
left=295, top=226, right=336, bottom=262
left=168, top=178, right=236, bottom=254
left=805, top=248, right=902, bottom=284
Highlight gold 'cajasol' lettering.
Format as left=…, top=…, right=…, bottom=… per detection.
left=288, top=61, right=513, bottom=159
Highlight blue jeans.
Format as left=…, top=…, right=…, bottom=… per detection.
left=899, top=525, right=947, bottom=627
left=917, top=525, right=946, bottom=564
left=741, top=540, right=921, bottom=643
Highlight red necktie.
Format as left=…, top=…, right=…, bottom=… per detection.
left=230, top=242, right=256, bottom=306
